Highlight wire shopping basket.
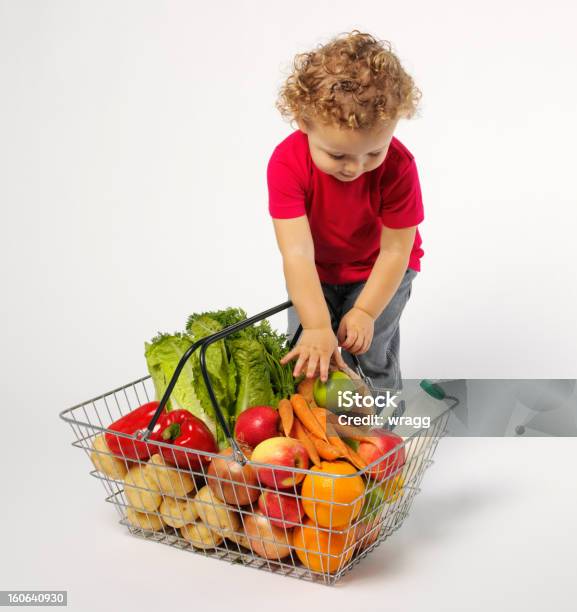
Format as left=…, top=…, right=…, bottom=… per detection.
left=59, top=301, right=455, bottom=586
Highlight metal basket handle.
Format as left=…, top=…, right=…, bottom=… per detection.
left=137, top=336, right=211, bottom=439
left=200, top=302, right=371, bottom=462
left=139, top=301, right=294, bottom=464
left=139, top=299, right=371, bottom=465
left=197, top=301, right=293, bottom=463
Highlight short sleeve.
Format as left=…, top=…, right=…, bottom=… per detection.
left=267, top=152, right=307, bottom=219
left=380, top=158, right=424, bottom=229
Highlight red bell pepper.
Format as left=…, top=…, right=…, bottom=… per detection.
left=157, top=409, right=217, bottom=470
left=105, top=401, right=163, bottom=461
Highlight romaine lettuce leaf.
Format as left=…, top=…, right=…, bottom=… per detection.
left=188, top=315, right=236, bottom=448
left=228, top=337, right=274, bottom=417
left=144, top=333, right=218, bottom=438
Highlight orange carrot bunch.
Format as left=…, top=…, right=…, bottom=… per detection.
left=277, top=393, right=367, bottom=472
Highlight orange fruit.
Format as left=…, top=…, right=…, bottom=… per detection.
left=301, top=461, right=365, bottom=528
left=293, top=518, right=355, bottom=574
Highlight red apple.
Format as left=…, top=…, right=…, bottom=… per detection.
left=357, top=429, right=406, bottom=481
left=258, top=490, right=304, bottom=529
left=207, top=446, right=260, bottom=506
left=354, top=519, right=381, bottom=552
left=251, top=437, right=309, bottom=489
left=234, top=406, right=280, bottom=448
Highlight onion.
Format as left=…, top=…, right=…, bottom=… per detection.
left=207, top=447, right=260, bottom=506
left=243, top=512, right=293, bottom=560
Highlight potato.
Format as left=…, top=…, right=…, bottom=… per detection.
left=144, top=454, right=196, bottom=497
left=194, top=485, right=240, bottom=534
left=124, top=465, right=162, bottom=512
left=180, top=521, right=223, bottom=549
left=90, top=435, right=127, bottom=479
left=159, top=496, right=199, bottom=529
left=225, top=528, right=251, bottom=550
left=126, top=507, right=164, bottom=531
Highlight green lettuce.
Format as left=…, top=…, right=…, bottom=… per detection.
left=144, top=333, right=218, bottom=437
left=187, top=308, right=295, bottom=402
left=228, top=337, right=274, bottom=417
left=251, top=320, right=295, bottom=403
left=187, top=307, right=248, bottom=332
left=187, top=315, right=236, bottom=447
left=144, top=307, right=296, bottom=449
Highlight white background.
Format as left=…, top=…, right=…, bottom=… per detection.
left=4, top=438, right=577, bottom=612
left=1, top=2, right=576, bottom=611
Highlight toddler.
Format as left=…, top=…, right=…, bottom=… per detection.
left=268, top=31, right=423, bottom=389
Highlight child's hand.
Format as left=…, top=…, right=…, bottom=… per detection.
left=337, top=307, right=375, bottom=355
left=280, top=327, right=347, bottom=382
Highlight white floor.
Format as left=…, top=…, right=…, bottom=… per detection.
left=3, top=435, right=576, bottom=611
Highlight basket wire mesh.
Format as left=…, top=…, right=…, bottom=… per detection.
left=60, top=303, right=452, bottom=586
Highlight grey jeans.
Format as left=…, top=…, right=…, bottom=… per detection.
left=287, top=268, right=418, bottom=390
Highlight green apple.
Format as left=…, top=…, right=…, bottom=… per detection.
left=360, top=484, right=386, bottom=521
left=313, top=370, right=352, bottom=408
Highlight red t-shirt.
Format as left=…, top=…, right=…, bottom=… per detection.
left=267, top=130, right=424, bottom=284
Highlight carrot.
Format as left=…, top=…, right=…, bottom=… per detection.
left=359, top=436, right=383, bottom=446
left=328, top=435, right=351, bottom=457
left=296, top=378, right=315, bottom=404
left=328, top=434, right=367, bottom=470
left=307, top=403, right=361, bottom=467
left=278, top=399, right=294, bottom=437
left=332, top=421, right=364, bottom=440
left=310, top=406, right=328, bottom=433
left=294, top=419, right=321, bottom=467
left=290, top=394, right=328, bottom=442
left=345, top=446, right=367, bottom=470
left=310, top=436, right=341, bottom=461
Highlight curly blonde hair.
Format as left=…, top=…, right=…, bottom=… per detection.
left=276, top=30, right=421, bottom=130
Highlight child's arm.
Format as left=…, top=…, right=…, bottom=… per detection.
left=272, top=216, right=346, bottom=381
left=337, top=225, right=417, bottom=354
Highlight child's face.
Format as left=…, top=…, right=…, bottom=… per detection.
left=297, top=118, right=398, bottom=182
